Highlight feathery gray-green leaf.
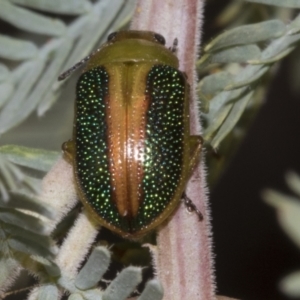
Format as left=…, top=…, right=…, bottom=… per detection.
left=285, top=172, right=300, bottom=197
left=280, top=271, right=300, bottom=298
left=103, top=266, right=142, bottom=300
left=0, top=222, right=53, bottom=251
left=9, top=0, right=92, bottom=15
left=35, top=284, right=60, bottom=300
left=198, top=44, right=261, bottom=69
left=205, top=20, right=285, bottom=52
left=8, top=236, right=54, bottom=258
left=246, top=0, right=300, bottom=8
left=69, top=294, right=84, bottom=300
left=0, top=0, right=135, bottom=135
left=3, top=191, right=53, bottom=218
left=0, top=64, right=10, bottom=81
left=0, top=34, right=38, bottom=61
left=199, top=71, right=234, bottom=95
left=0, top=82, right=13, bottom=110
left=210, top=91, right=253, bottom=149
left=0, top=145, right=60, bottom=172
left=75, top=246, right=110, bottom=290
left=0, top=0, right=66, bottom=36
left=137, top=279, right=164, bottom=300
left=30, top=255, right=60, bottom=277
left=0, top=207, right=46, bottom=234
left=287, top=13, right=300, bottom=34
left=0, top=257, right=19, bottom=288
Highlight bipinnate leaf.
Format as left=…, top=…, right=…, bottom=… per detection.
left=8, top=236, right=54, bottom=259
left=198, top=44, right=261, bottom=69
left=0, top=257, right=20, bottom=292
left=30, top=255, right=60, bottom=277
left=137, top=279, right=163, bottom=300
left=263, top=189, right=300, bottom=248
left=9, top=0, right=92, bottom=15
left=280, top=271, right=300, bottom=297
left=205, top=20, right=285, bottom=52
left=0, top=64, right=10, bottom=81
left=0, top=207, right=46, bottom=234
left=27, top=284, right=60, bottom=300
left=0, top=145, right=60, bottom=172
left=210, top=91, right=253, bottom=148
left=285, top=171, right=300, bottom=196
left=68, top=294, right=84, bottom=300
left=246, top=0, right=300, bottom=8
left=103, top=266, right=142, bottom=300
left=3, top=191, right=54, bottom=219
left=75, top=246, right=110, bottom=290
left=200, top=71, right=233, bottom=96
left=0, top=1, right=66, bottom=36
left=0, top=34, right=38, bottom=61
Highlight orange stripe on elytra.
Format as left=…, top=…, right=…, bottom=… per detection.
left=106, top=63, right=150, bottom=219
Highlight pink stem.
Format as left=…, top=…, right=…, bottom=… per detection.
left=131, top=1, right=216, bottom=299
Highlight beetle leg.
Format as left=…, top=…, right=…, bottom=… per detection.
left=181, top=135, right=204, bottom=220
left=62, top=140, right=75, bottom=163
left=188, top=135, right=203, bottom=176
left=182, top=192, right=204, bottom=221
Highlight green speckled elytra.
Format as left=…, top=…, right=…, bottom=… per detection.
left=60, top=31, right=202, bottom=239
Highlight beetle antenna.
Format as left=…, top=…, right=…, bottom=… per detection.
left=58, top=48, right=101, bottom=81
left=170, top=38, right=178, bottom=53
left=182, top=192, right=203, bottom=221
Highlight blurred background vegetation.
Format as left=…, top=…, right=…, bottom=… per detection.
left=1, top=0, right=300, bottom=299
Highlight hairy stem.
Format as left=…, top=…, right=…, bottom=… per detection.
left=131, top=1, right=216, bottom=299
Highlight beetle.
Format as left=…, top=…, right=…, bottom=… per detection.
left=60, top=30, right=202, bottom=239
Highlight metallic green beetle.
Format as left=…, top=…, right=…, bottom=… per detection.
left=61, top=31, right=202, bottom=239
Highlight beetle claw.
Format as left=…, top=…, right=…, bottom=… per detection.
left=182, top=193, right=203, bottom=221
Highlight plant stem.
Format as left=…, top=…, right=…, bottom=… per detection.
left=131, top=1, right=216, bottom=299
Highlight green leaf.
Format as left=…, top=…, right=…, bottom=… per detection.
left=260, top=33, right=300, bottom=61
left=224, top=66, right=268, bottom=90
left=0, top=1, right=66, bottom=36
left=36, top=284, right=60, bottom=300
left=36, top=38, right=74, bottom=116
left=0, top=58, right=46, bottom=134
left=138, top=279, right=164, bottom=300
left=200, top=72, right=234, bottom=96
left=0, top=207, right=46, bottom=234
left=0, top=82, right=13, bottom=109
left=0, top=257, right=19, bottom=287
left=280, top=271, right=300, bottom=297
left=0, top=145, right=60, bottom=171
left=68, top=294, right=84, bottom=300
left=103, top=266, right=142, bottom=300
left=262, top=190, right=300, bottom=248
left=31, top=255, right=60, bottom=277
left=210, top=91, right=253, bottom=148
left=81, top=289, right=103, bottom=300
left=4, top=191, right=53, bottom=219
left=287, top=13, right=300, bottom=34
left=205, top=20, right=285, bottom=52
left=9, top=0, right=92, bottom=15
left=0, top=34, right=38, bottom=60
left=75, top=246, right=110, bottom=290
left=0, top=221, right=53, bottom=251
left=59, top=0, right=127, bottom=78
left=285, top=172, right=300, bottom=197
left=8, top=236, right=54, bottom=258
left=198, top=45, right=261, bottom=68
left=0, top=64, right=10, bottom=81
left=246, top=0, right=300, bottom=8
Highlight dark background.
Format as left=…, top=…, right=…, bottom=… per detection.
left=204, top=1, right=300, bottom=299
left=211, top=59, right=300, bottom=300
